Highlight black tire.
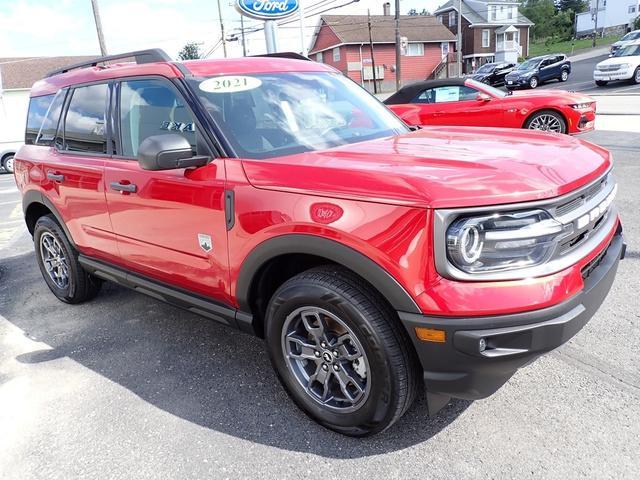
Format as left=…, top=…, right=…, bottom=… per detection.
left=34, top=215, right=101, bottom=304
left=595, top=80, right=608, bottom=87
left=265, top=266, right=420, bottom=437
left=528, top=76, right=539, bottom=89
left=2, top=155, right=14, bottom=174
left=560, top=69, right=569, bottom=82
left=631, top=67, right=640, bottom=85
left=524, top=110, right=567, bottom=134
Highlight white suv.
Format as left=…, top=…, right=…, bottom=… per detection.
left=594, top=40, right=640, bottom=86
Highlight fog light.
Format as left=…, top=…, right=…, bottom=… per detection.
left=479, top=338, right=487, bottom=352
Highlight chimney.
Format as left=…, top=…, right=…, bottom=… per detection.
left=383, top=2, right=391, bottom=16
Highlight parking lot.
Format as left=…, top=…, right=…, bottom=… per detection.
left=0, top=128, right=638, bottom=479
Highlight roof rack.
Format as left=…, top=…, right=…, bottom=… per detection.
left=46, top=48, right=172, bottom=77
left=252, top=52, right=310, bottom=61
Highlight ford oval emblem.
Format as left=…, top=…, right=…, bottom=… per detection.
left=235, top=0, right=300, bottom=20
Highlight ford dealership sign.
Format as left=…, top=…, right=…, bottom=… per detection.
left=235, top=0, right=300, bottom=20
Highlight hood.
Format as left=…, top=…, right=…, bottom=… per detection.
left=597, top=56, right=634, bottom=67
left=241, top=127, right=611, bottom=209
left=506, top=69, right=534, bottom=77
left=468, top=73, right=489, bottom=81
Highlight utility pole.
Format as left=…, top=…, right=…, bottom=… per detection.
left=216, top=0, right=228, bottom=58
left=90, top=0, right=107, bottom=56
left=457, top=0, right=462, bottom=76
left=298, top=1, right=307, bottom=56
left=240, top=14, right=247, bottom=56
left=592, top=0, right=600, bottom=48
left=394, top=0, right=401, bottom=90
left=367, top=10, right=378, bottom=94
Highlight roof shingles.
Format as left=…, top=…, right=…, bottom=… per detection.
left=310, top=15, right=455, bottom=53
left=0, top=56, right=97, bottom=90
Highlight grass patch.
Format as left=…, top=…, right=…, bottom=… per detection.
left=528, top=35, right=620, bottom=58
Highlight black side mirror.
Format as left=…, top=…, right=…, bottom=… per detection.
left=137, top=134, right=208, bottom=171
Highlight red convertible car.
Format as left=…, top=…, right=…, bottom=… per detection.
left=384, top=78, right=595, bottom=135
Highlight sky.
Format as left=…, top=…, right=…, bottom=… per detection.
left=0, top=0, right=445, bottom=60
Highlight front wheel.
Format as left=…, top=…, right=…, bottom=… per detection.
left=2, top=155, right=14, bottom=174
left=596, top=80, right=608, bottom=87
left=529, top=76, right=539, bottom=89
left=631, top=67, right=640, bottom=85
left=524, top=110, right=567, bottom=134
left=265, top=266, right=420, bottom=437
left=560, top=69, right=569, bottom=82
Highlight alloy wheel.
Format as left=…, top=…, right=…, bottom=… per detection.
left=281, top=306, right=371, bottom=413
left=40, top=232, right=70, bottom=289
left=561, top=70, right=568, bottom=81
left=4, top=156, right=14, bottom=173
left=635, top=68, right=640, bottom=84
left=528, top=114, right=563, bottom=133
left=529, top=77, right=538, bottom=88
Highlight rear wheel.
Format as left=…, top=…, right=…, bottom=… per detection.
left=529, top=76, right=539, bottom=89
left=595, top=80, right=608, bottom=87
left=2, top=155, right=14, bottom=174
left=524, top=110, right=567, bottom=134
left=631, top=67, right=640, bottom=85
left=265, top=266, right=420, bottom=437
left=34, top=215, right=102, bottom=304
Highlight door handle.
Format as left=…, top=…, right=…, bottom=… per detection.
left=47, top=172, right=65, bottom=182
left=110, top=182, right=137, bottom=193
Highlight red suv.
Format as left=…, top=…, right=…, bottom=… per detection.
left=14, top=49, right=624, bottom=436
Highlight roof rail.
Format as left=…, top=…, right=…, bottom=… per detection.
left=46, top=48, right=172, bottom=77
left=252, top=52, right=310, bottom=61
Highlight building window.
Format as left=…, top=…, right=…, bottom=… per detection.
left=449, top=11, right=456, bottom=27
left=332, top=47, right=340, bottom=62
left=482, top=29, right=490, bottom=48
left=316, top=52, right=322, bottom=63
left=508, top=6, right=514, bottom=19
left=490, top=5, right=497, bottom=20
left=514, top=29, right=520, bottom=45
left=629, top=5, right=636, bottom=13
left=406, top=43, right=425, bottom=56
left=437, top=15, right=443, bottom=24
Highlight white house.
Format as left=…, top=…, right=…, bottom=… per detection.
left=576, top=0, right=639, bottom=37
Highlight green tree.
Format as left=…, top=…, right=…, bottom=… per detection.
left=178, top=42, right=201, bottom=60
left=555, top=0, right=589, bottom=24
left=635, top=15, right=640, bottom=30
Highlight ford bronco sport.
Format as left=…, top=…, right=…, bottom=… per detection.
left=14, top=49, right=624, bottom=436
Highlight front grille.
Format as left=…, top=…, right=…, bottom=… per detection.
left=581, top=244, right=609, bottom=280
left=555, top=175, right=607, bottom=217
left=598, top=65, right=621, bottom=72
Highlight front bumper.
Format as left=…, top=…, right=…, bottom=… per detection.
left=399, top=228, right=624, bottom=409
left=594, top=69, right=633, bottom=82
left=505, top=76, right=531, bottom=87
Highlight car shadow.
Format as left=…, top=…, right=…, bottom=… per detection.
left=0, top=251, right=470, bottom=458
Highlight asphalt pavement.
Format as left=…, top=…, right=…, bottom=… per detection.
left=1, top=130, right=640, bottom=479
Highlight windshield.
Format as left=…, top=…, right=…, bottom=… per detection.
left=614, top=44, right=640, bottom=57
left=621, top=31, right=640, bottom=41
left=516, top=58, right=541, bottom=71
left=189, top=72, right=408, bottom=159
left=476, top=64, right=495, bottom=74
left=466, top=79, right=508, bottom=97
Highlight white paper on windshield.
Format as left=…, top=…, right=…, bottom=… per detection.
left=435, top=87, right=460, bottom=102
left=199, top=76, right=262, bottom=93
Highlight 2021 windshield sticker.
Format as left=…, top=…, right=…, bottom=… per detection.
left=199, top=76, right=262, bottom=93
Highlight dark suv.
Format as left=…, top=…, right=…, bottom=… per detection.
left=506, top=54, right=571, bottom=89
left=14, top=49, right=623, bottom=436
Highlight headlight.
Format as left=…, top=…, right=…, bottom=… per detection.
left=571, top=102, right=593, bottom=110
left=446, top=210, right=569, bottom=274
left=619, top=63, right=631, bottom=69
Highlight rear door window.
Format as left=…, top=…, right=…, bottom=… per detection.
left=62, top=84, right=109, bottom=154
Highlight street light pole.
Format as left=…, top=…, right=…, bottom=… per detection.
left=394, top=0, right=401, bottom=90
